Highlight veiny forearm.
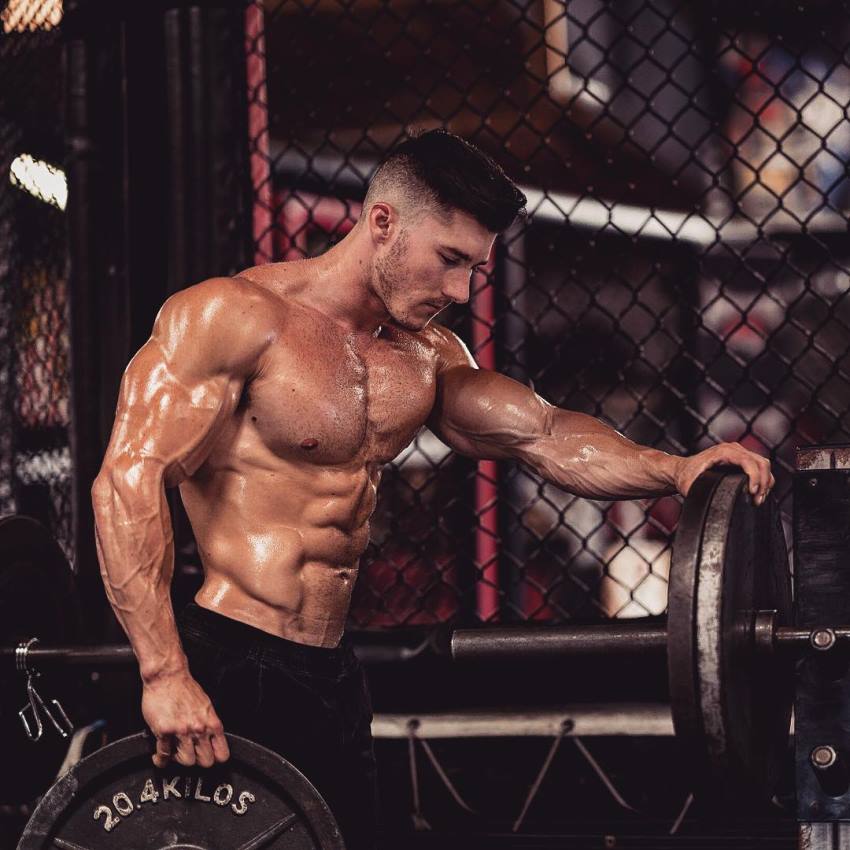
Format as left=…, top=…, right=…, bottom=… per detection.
left=92, top=463, right=187, bottom=684
left=517, top=407, right=683, bottom=500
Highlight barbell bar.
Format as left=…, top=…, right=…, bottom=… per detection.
left=0, top=468, right=843, bottom=811
left=3, top=620, right=845, bottom=672
left=452, top=467, right=826, bottom=807
left=452, top=622, right=850, bottom=661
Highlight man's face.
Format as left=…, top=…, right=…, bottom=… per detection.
left=372, top=209, right=496, bottom=331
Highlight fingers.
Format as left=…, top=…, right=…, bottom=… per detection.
left=195, top=714, right=229, bottom=766
left=729, top=448, right=761, bottom=498
left=175, top=734, right=197, bottom=767
left=173, top=732, right=220, bottom=768
left=192, top=733, right=216, bottom=769
left=143, top=677, right=229, bottom=769
left=210, top=727, right=230, bottom=764
left=743, top=452, right=771, bottom=505
left=151, top=726, right=228, bottom=769
left=152, top=734, right=174, bottom=769
left=714, top=443, right=773, bottom=505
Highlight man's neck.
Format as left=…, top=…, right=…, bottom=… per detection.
left=303, top=228, right=388, bottom=337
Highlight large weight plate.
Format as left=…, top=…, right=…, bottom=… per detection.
left=0, top=514, right=81, bottom=646
left=18, top=732, right=345, bottom=849
left=0, top=514, right=83, bottom=803
left=668, top=468, right=793, bottom=804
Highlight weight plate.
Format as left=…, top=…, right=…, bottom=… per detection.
left=18, top=732, right=345, bottom=850
left=0, top=514, right=81, bottom=647
left=668, top=468, right=793, bottom=804
left=0, top=514, right=83, bottom=803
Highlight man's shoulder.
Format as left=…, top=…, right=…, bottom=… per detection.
left=153, top=276, right=280, bottom=372
left=416, top=322, right=459, bottom=349
left=158, top=275, right=284, bottom=331
left=171, top=274, right=281, bottom=311
left=417, top=323, right=476, bottom=370
left=232, top=260, right=311, bottom=298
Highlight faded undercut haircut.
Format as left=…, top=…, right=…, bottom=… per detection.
left=363, top=129, right=527, bottom=234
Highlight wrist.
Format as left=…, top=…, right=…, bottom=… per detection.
left=141, top=654, right=189, bottom=686
left=641, top=448, right=683, bottom=494
left=664, top=453, right=686, bottom=493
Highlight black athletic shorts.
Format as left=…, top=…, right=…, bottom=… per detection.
left=177, top=602, right=379, bottom=850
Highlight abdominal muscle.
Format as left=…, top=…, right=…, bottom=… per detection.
left=179, top=455, right=380, bottom=648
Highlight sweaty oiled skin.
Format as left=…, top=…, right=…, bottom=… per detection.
left=92, top=207, right=775, bottom=770
left=180, top=276, right=441, bottom=646
left=93, top=272, right=448, bottom=664
left=93, top=268, right=775, bottom=663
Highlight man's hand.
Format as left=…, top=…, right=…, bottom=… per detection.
left=142, top=670, right=230, bottom=769
left=674, top=442, right=775, bottom=505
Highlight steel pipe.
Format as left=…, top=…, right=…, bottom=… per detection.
left=2, top=640, right=432, bottom=670
left=4, top=623, right=849, bottom=673
left=3, top=645, right=136, bottom=668
left=371, top=704, right=674, bottom=739
left=452, top=621, right=850, bottom=664
left=452, top=621, right=668, bottom=661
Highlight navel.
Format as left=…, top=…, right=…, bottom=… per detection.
left=300, top=437, right=319, bottom=450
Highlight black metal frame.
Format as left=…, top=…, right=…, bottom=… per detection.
left=63, top=0, right=255, bottom=642
left=794, top=453, right=850, bottom=826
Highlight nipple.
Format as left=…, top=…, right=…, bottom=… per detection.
left=300, top=437, right=319, bottom=450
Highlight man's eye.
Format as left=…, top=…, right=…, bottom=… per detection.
left=439, top=254, right=459, bottom=267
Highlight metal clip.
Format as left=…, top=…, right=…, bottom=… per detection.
left=16, top=638, right=74, bottom=742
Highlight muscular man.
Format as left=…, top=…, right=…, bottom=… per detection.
left=92, top=130, right=773, bottom=849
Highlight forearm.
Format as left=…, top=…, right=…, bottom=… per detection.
left=519, top=409, right=683, bottom=499
left=91, top=464, right=188, bottom=684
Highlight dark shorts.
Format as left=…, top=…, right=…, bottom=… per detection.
left=177, top=602, right=379, bottom=850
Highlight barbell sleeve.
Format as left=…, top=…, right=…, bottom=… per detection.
left=2, top=645, right=137, bottom=669
left=452, top=623, right=850, bottom=663
left=451, top=622, right=668, bottom=661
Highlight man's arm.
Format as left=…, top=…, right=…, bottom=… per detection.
left=91, top=276, right=275, bottom=765
left=427, top=328, right=774, bottom=503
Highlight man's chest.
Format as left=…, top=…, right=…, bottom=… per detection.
left=244, top=324, right=438, bottom=465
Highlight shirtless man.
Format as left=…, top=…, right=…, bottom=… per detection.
left=91, top=130, right=774, bottom=849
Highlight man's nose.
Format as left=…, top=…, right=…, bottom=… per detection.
left=443, top=275, right=471, bottom=305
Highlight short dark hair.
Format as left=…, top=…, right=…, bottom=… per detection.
left=364, top=129, right=527, bottom=233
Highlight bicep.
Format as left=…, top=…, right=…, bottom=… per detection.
left=101, top=337, right=243, bottom=487
left=428, top=365, right=552, bottom=460
left=99, top=280, right=269, bottom=486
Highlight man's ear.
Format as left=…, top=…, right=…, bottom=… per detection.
left=368, top=201, right=395, bottom=245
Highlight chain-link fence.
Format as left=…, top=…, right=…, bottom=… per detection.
left=0, top=0, right=73, bottom=564
left=247, top=0, right=850, bottom=629
left=3, top=0, right=848, bottom=628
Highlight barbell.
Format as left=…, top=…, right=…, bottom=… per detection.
left=0, top=466, right=844, bottom=832
left=452, top=467, right=846, bottom=806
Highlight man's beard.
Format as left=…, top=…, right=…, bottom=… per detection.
left=374, top=230, right=425, bottom=331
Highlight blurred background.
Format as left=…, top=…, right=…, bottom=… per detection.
left=2, top=0, right=849, bottom=845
